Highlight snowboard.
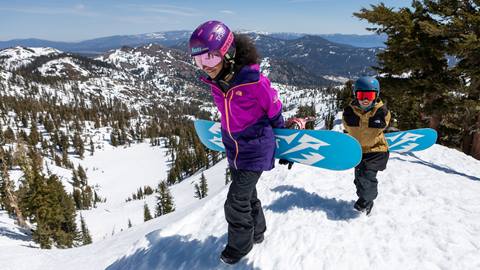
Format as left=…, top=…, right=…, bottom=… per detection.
left=386, top=128, right=437, bottom=153
left=194, top=119, right=362, bottom=170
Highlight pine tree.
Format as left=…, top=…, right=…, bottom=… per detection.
left=128, top=219, right=132, bottom=228
left=73, top=188, right=82, bottom=210
left=73, top=132, right=84, bottom=159
left=82, top=185, right=93, bottom=209
left=194, top=172, right=208, bottom=199
left=137, top=187, right=144, bottom=200
left=80, top=214, right=92, bottom=245
left=0, top=149, right=28, bottom=228
left=77, top=165, right=87, bottom=186
left=155, top=181, right=175, bottom=217
left=0, top=124, right=4, bottom=145
left=143, top=202, right=152, bottom=222
left=110, top=129, right=118, bottom=147
left=89, top=138, right=94, bottom=156
left=29, top=121, right=40, bottom=146
left=3, top=127, right=15, bottom=143
left=31, top=174, right=78, bottom=249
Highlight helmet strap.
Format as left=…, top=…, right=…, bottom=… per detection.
left=215, top=49, right=236, bottom=90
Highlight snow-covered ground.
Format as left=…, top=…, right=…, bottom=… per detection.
left=1, top=137, right=480, bottom=269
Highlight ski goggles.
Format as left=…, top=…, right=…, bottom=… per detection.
left=355, top=91, right=377, bottom=101
left=193, top=52, right=223, bottom=69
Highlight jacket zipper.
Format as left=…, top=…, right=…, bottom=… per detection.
left=204, top=80, right=260, bottom=170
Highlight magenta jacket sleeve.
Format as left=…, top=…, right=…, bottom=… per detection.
left=256, top=76, right=285, bottom=128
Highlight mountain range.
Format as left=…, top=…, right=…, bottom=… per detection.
left=0, top=31, right=386, bottom=56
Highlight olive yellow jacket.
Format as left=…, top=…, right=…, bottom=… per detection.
left=342, top=100, right=391, bottom=153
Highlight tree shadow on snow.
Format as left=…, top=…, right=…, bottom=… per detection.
left=266, top=185, right=359, bottom=220
left=0, top=221, right=32, bottom=242
left=106, top=232, right=259, bottom=270
left=391, top=153, right=480, bottom=182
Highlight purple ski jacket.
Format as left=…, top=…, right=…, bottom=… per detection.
left=201, top=64, right=284, bottom=171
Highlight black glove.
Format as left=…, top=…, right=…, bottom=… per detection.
left=279, top=158, right=294, bottom=170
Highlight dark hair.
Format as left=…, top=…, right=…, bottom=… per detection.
left=232, top=33, right=260, bottom=70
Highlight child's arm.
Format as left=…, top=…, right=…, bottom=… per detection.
left=257, top=78, right=285, bottom=128
left=342, top=106, right=356, bottom=134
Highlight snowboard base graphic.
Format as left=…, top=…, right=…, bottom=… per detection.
left=385, top=128, right=437, bottom=153
left=194, top=120, right=362, bottom=170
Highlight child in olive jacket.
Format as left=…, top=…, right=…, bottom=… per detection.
left=343, top=76, right=391, bottom=215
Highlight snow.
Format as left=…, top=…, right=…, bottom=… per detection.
left=144, top=33, right=166, bottom=39
left=260, top=57, right=271, bottom=77
left=74, top=143, right=169, bottom=239
left=1, top=131, right=480, bottom=269
left=323, top=75, right=349, bottom=83
left=38, top=57, right=90, bottom=77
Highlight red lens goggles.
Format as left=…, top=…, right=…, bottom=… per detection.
left=355, top=91, right=377, bottom=101
left=193, top=52, right=223, bottom=69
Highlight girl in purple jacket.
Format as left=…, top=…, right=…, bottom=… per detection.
left=189, top=20, right=289, bottom=264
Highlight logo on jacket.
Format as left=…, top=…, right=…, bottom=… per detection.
left=374, top=120, right=381, bottom=124
left=235, top=91, right=243, bottom=96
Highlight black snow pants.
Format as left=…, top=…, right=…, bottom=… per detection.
left=223, top=168, right=266, bottom=259
left=354, top=152, right=389, bottom=202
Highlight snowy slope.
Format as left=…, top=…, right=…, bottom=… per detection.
left=1, top=139, right=480, bottom=269
left=0, top=46, right=60, bottom=70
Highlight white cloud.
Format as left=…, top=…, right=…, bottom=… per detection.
left=220, top=10, right=235, bottom=15
left=0, top=5, right=97, bottom=16
left=74, top=4, right=86, bottom=11
left=119, top=4, right=200, bottom=17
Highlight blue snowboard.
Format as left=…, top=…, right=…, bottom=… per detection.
left=194, top=119, right=362, bottom=171
left=385, top=128, right=437, bottom=153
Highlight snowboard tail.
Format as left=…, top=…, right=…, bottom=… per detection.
left=385, top=128, right=437, bottom=153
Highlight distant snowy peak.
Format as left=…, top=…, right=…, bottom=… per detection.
left=323, top=75, right=350, bottom=83
left=98, top=44, right=175, bottom=67
left=142, top=33, right=166, bottom=39
left=140, top=31, right=190, bottom=40
left=0, top=46, right=61, bottom=70
left=236, top=29, right=271, bottom=35
left=97, top=44, right=196, bottom=82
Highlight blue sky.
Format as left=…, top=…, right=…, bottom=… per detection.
left=0, top=0, right=409, bottom=41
